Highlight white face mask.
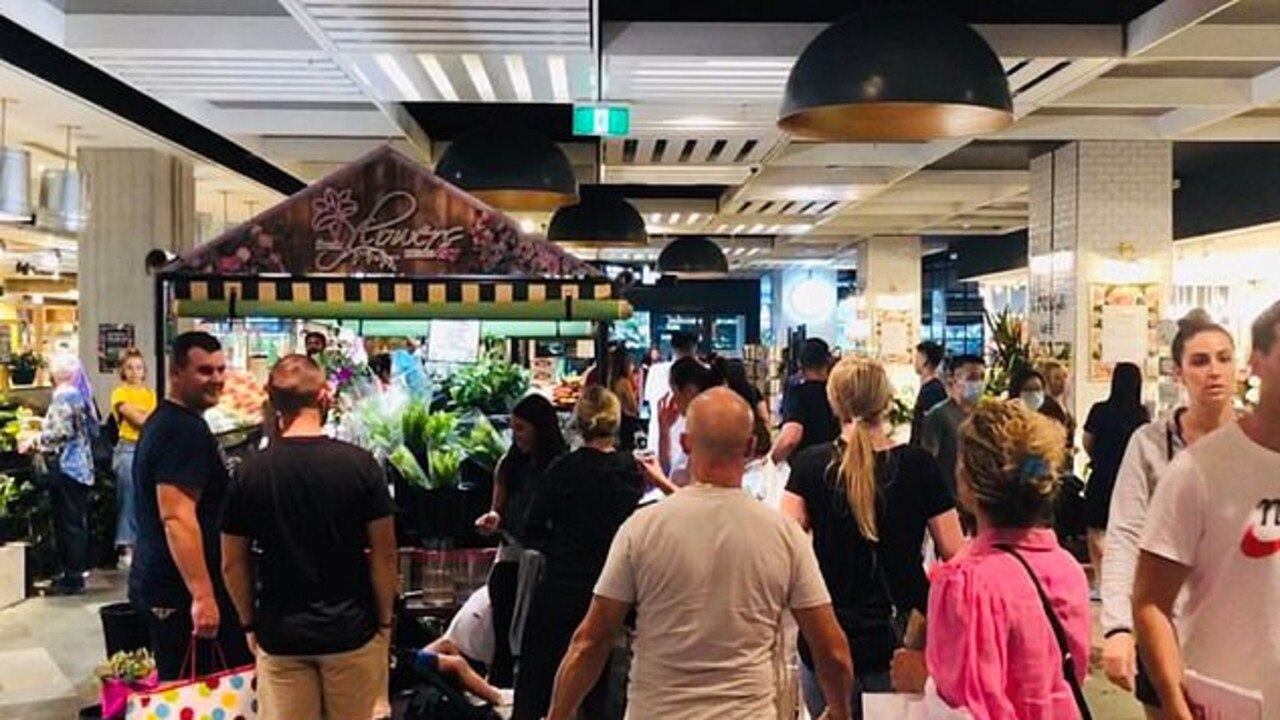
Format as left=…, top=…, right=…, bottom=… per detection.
left=1021, top=391, right=1045, bottom=411
left=959, top=380, right=985, bottom=404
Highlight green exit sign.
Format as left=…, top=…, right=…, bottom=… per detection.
left=573, top=105, right=630, bottom=137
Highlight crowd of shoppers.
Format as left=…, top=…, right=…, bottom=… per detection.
left=46, top=300, right=1280, bottom=720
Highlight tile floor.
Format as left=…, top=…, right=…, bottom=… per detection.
left=0, top=571, right=1144, bottom=719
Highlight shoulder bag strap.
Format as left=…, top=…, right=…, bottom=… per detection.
left=994, top=544, right=1093, bottom=720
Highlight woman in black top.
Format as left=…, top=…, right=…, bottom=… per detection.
left=783, top=357, right=964, bottom=720
left=512, top=386, right=644, bottom=720
left=1082, top=361, right=1149, bottom=597
left=1009, top=368, right=1076, bottom=446
left=723, top=358, right=772, bottom=458
left=474, top=394, right=568, bottom=687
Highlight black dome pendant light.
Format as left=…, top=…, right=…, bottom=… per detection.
left=547, top=193, right=648, bottom=247
left=435, top=126, right=579, bottom=212
left=657, top=236, right=728, bottom=278
left=778, top=3, right=1013, bottom=141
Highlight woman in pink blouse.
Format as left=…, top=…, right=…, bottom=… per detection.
left=925, top=400, right=1092, bottom=720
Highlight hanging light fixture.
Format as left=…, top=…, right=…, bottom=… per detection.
left=435, top=126, right=578, bottom=211
left=778, top=4, right=1012, bottom=141
left=36, top=125, right=88, bottom=235
left=547, top=195, right=647, bottom=247
left=0, top=98, right=33, bottom=223
left=657, top=236, right=729, bottom=278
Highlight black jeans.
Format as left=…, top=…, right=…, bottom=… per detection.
left=513, top=585, right=612, bottom=720
left=51, top=473, right=90, bottom=584
left=135, top=599, right=254, bottom=681
left=488, top=560, right=520, bottom=687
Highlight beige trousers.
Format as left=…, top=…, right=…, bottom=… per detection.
left=256, top=634, right=389, bottom=720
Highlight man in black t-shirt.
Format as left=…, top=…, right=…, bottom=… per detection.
left=130, top=331, right=252, bottom=679
left=770, top=338, right=839, bottom=464
left=222, top=354, right=397, bottom=720
left=910, top=341, right=948, bottom=446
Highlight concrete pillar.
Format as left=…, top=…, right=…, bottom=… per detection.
left=78, top=148, right=195, bottom=406
left=855, top=236, right=923, bottom=394
left=1028, top=141, right=1173, bottom=418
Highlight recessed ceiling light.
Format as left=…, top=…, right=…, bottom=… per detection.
left=504, top=55, right=533, bottom=102
left=462, top=54, right=496, bottom=101
left=732, top=224, right=746, bottom=235
left=548, top=55, right=571, bottom=101
left=688, top=213, right=702, bottom=224
left=378, top=54, right=422, bottom=101
left=748, top=224, right=765, bottom=234
left=519, top=219, right=538, bottom=233
left=417, top=54, right=458, bottom=101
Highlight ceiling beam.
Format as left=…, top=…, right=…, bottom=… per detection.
left=991, top=114, right=1161, bottom=140
left=1053, top=77, right=1252, bottom=107
left=1156, top=64, right=1280, bottom=137
left=66, top=15, right=318, bottom=54
left=602, top=22, right=1123, bottom=60
left=1126, top=0, right=1240, bottom=56
left=1135, top=24, right=1280, bottom=60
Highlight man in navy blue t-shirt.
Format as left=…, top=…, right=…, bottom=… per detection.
left=129, top=331, right=251, bottom=679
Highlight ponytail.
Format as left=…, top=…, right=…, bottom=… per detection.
left=838, top=420, right=879, bottom=541
left=826, top=356, right=894, bottom=542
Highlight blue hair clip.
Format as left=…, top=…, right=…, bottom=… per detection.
left=1019, top=455, right=1050, bottom=483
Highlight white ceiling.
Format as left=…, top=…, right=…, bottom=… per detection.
left=6, top=0, right=1280, bottom=264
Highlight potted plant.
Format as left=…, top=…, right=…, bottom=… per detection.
left=0, top=474, right=25, bottom=544
left=6, top=352, right=44, bottom=386
left=984, top=308, right=1032, bottom=398
left=95, top=648, right=157, bottom=720
left=446, top=352, right=530, bottom=417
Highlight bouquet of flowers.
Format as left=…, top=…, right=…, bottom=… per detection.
left=96, top=649, right=158, bottom=719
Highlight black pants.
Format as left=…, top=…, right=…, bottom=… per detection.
left=51, top=473, right=90, bottom=583
left=135, top=599, right=254, bottom=681
left=512, top=586, right=611, bottom=720
left=488, top=560, right=520, bottom=687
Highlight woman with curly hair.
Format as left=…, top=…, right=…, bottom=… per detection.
left=925, top=400, right=1091, bottom=719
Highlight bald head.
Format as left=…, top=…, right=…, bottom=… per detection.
left=268, top=354, right=328, bottom=416
left=683, top=387, right=755, bottom=484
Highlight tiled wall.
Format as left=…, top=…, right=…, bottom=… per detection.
left=1029, top=141, right=1173, bottom=415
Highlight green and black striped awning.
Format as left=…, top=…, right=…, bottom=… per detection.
left=168, top=275, right=630, bottom=321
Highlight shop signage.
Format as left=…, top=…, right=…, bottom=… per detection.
left=573, top=105, right=630, bottom=137
left=312, top=189, right=468, bottom=272
left=173, top=146, right=599, bottom=280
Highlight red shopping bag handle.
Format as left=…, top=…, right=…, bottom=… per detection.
left=178, top=636, right=231, bottom=682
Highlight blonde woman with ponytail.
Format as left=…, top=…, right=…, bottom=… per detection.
left=783, top=356, right=964, bottom=719
left=512, top=386, right=645, bottom=720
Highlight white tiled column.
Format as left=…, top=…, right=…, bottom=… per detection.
left=78, top=149, right=195, bottom=406
left=1028, top=141, right=1173, bottom=417
left=855, top=236, right=923, bottom=395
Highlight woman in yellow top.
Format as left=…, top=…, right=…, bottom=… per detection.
left=110, top=349, right=156, bottom=567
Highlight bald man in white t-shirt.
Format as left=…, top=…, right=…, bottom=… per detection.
left=543, top=388, right=853, bottom=720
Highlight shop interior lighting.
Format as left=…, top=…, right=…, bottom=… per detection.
left=377, top=54, right=421, bottom=101
left=504, top=55, right=534, bottom=102
left=462, top=55, right=497, bottom=102
left=779, top=5, right=1012, bottom=140
left=748, top=224, right=765, bottom=234
left=548, top=55, right=571, bottom=102
left=0, top=98, right=33, bottom=223
left=416, top=54, right=458, bottom=101
left=668, top=213, right=681, bottom=225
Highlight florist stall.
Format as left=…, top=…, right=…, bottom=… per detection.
left=150, top=146, right=630, bottom=569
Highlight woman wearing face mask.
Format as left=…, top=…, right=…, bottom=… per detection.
left=1081, top=362, right=1149, bottom=601
left=474, top=394, right=569, bottom=687
left=1010, top=368, right=1075, bottom=442
left=1099, top=312, right=1236, bottom=717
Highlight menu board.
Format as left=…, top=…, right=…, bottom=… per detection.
left=97, top=323, right=136, bottom=373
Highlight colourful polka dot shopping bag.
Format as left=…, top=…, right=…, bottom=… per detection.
left=125, top=646, right=256, bottom=720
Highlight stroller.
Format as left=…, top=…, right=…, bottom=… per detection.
left=390, top=591, right=503, bottom=720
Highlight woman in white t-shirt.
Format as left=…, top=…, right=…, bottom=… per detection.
left=1100, top=311, right=1237, bottom=717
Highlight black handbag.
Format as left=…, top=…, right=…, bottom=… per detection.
left=92, top=413, right=118, bottom=473
left=996, top=544, right=1093, bottom=720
